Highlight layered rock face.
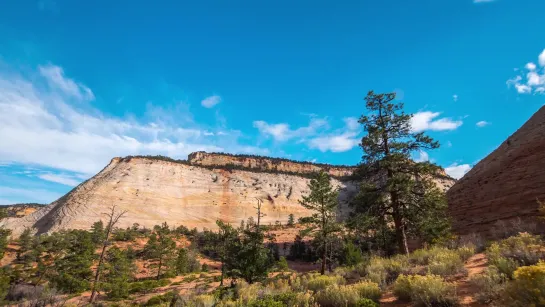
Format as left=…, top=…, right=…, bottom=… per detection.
left=447, top=106, right=545, bottom=238
left=1, top=152, right=454, bottom=236
left=1, top=156, right=359, bottom=236
left=188, top=152, right=355, bottom=177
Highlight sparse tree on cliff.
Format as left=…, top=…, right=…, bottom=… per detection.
left=144, top=222, right=177, bottom=280
left=351, top=91, right=449, bottom=255
left=299, top=171, right=341, bottom=275
left=90, top=206, right=127, bottom=303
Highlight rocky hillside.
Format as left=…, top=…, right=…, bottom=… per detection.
left=1, top=203, right=46, bottom=218
left=448, top=106, right=545, bottom=238
left=1, top=152, right=454, bottom=236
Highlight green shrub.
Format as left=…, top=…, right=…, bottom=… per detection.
left=315, top=284, right=360, bottom=307
left=427, top=249, right=465, bottom=277
left=492, top=256, right=519, bottom=279
left=246, top=297, right=284, bottom=307
left=294, top=273, right=345, bottom=292
left=355, top=298, right=379, bottom=307
left=469, top=266, right=507, bottom=304
left=351, top=281, right=381, bottom=302
left=314, top=281, right=381, bottom=307
left=129, top=279, right=170, bottom=294
left=393, top=274, right=458, bottom=306
left=456, top=246, right=475, bottom=262
left=144, top=291, right=178, bottom=306
left=504, top=261, right=545, bottom=307
left=487, top=233, right=545, bottom=267
left=366, top=256, right=408, bottom=287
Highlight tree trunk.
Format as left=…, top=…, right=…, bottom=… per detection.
left=157, top=256, right=163, bottom=280
left=320, top=241, right=327, bottom=275
left=392, top=209, right=409, bottom=255
left=90, top=225, right=114, bottom=303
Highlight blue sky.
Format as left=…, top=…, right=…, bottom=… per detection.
left=0, top=0, right=544, bottom=205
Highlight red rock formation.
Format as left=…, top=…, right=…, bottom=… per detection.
left=447, top=106, right=545, bottom=238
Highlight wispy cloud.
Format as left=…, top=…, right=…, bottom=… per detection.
left=201, top=95, right=221, bottom=108
left=37, top=173, right=81, bottom=186
left=307, top=117, right=361, bottom=153
left=0, top=63, right=265, bottom=177
left=414, top=150, right=430, bottom=162
left=445, top=163, right=471, bottom=179
left=507, top=49, right=545, bottom=95
left=410, top=111, right=463, bottom=133
left=476, top=121, right=490, bottom=128
left=473, top=0, right=496, bottom=3
left=0, top=186, right=62, bottom=205
left=253, top=117, right=329, bottom=142
left=453, top=94, right=458, bottom=102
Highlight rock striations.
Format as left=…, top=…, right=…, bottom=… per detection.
left=448, top=106, right=545, bottom=238
left=2, top=152, right=454, bottom=236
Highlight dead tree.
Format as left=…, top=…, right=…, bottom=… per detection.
left=89, top=206, right=128, bottom=303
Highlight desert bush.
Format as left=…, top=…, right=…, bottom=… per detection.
left=456, top=246, right=475, bottom=262
left=350, top=281, right=381, bottom=302
left=314, top=284, right=360, bottom=307
left=129, top=279, right=170, bottom=294
left=504, top=261, right=545, bottom=307
left=355, top=298, right=379, bottom=307
left=427, top=249, right=466, bottom=277
left=487, top=232, right=545, bottom=267
left=235, top=281, right=261, bottom=304
left=393, top=274, right=458, bottom=306
left=314, top=281, right=381, bottom=307
left=144, top=291, right=178, bottom=306
left=305, top=274, right=345, bottom=292
left=366, top=256, right=408, bottom=287
left=469, top=266, right=507, bottom=304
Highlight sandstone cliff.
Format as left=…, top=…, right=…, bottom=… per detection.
left=1, top=152, right=454, bottom=236
left=447, top=106, right=545, bottom=238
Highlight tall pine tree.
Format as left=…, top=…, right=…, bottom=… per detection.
left=352, top=91, right=448, bottom=255
left=299, top=171, right=340, bottom=275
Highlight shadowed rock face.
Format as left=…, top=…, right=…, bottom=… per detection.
left=447, top=106, right=545, bottom=238
left=1, top=152, right=454, bottom=236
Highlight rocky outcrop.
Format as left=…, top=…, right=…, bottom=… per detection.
left=447, top=106, right=545, bottom=238
left=2, top=203, right=46, bottom=218
left=188, top=152, right=355, bottom=177
left=1, top=152, right=454, bottom=236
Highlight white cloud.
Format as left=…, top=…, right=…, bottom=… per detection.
left=253, top=118, right=328, bottom=142
left=476, top=121, right=490, bottom=127
left=507, top=49, right=545, bottom=95
left=308, top=132, right=359, bottom=153
left=0, top=186, right=62, bottom=205
left=410, top=111, right=463, bottom=133
left=445, top=163, right=471, bottom=179
left=539, top=49, right=545, bottom=67
left=201, top=95, right=221, bottom=108
left=473, top=0, right=495, bottom=3
left=453, top=94, right=458, bottom=102
left=526, top=62, right=537, bottom=71
left=343, top=117, right=360, bottom=130
left=38, top=173, right=81, bottom=186
left=39, top=64, right=94, bottom=101
left=446, top=141, right=453, bottom=148
left=414, top=150, right=429, bottom=162
left=0, top=63, right=265, bottom=177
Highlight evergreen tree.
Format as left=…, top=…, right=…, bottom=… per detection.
left=49, top=230, right=95, bottom=294
left=215, top=220, right=238, bottom=286
left=102, top=247, right=135, bottom=300
left=144, top=222, right=177, bottom=280
left=174, top=248, right=201, bottom=275
left=299, top=171, right=340, bottom=275
left=353, top=91, right=448, bottom=254
left=343, top=241, right=364, bottom=266
left=90, top=220, right=106, bottom=244
left=287, top=214, right=295, bottom=227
